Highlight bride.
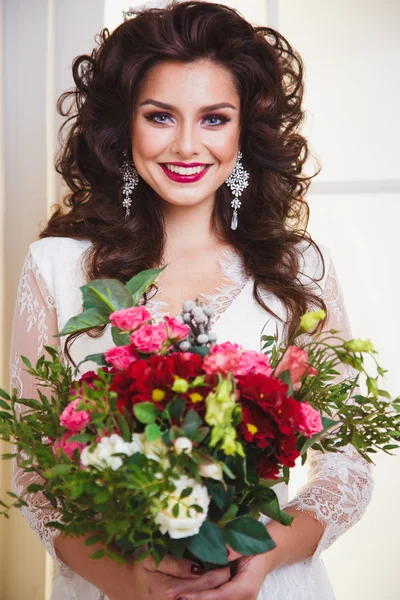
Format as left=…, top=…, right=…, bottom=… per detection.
left=10, top=1, right=373, bottom=598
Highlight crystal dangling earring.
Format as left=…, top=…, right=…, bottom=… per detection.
left=120, top=150, right=139, bottom=217
left=224, top=150, right=250, bottom=230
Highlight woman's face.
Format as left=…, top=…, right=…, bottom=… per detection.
left=131, top=59, right=241, bottom=210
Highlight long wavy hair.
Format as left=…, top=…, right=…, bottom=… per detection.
left=39, top=0, right=327, bottom=365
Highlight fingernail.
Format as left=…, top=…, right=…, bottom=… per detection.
left=191, top=563, right=203, bottom=574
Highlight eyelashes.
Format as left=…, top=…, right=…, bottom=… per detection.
left=144, top=112, right=231, bottom=126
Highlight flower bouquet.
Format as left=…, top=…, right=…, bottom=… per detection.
left=0, top=267, right=399, bottom=569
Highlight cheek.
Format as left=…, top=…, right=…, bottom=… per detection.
left=131, top=120, right=171, bottom=160
left=203, top=127, right=240, bottom=162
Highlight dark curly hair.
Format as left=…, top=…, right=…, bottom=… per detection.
left=38, top=0, right=327, bottom=364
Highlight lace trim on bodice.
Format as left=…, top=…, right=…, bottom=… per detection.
left=142, top=247, right=250, bottom=325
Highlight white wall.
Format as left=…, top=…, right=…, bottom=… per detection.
left=274, top=1, right=400, bottom=598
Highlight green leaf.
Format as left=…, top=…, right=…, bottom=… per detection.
left=182, top=410, right=203, bottom=436
left=0, top=411, right=13, bottom=421
left=366, top=377, right=379, bottom=397
left=133, top=402, right=159, bottom=424
left=206, top=482, right=234, bottom=512
left=255, top=492, right=293, bottom=526
left=125, top=267, right=166, bottom=305
left=55, top=308, right=110, bottom=337
left=145, top=423, right=161, bottom=442
left=172, top=503, right=180, bottom=517
left=84, top=535, right=102, bottom=546
left=111, top=327, right=132, bottom=347
left=0, top=389, right=11, bottom=401
left=299, top=416, right=337, bottom=455
left=191, top=426, right=209, bottom=444
left=219, top=504, right=239, bottom=524
left=167, top=536, right=187, bottom=559
left=43, top=464, right=73, bottom=478
left=180, top=487, right=193, bottom=499
left=223, top=517, right=276, bottom=555
left=277, top=369, right=294, bottom=396
left=68, top=433, right=93, bottom=444
left=221, top=462, right=236, bottom=479
left=189, top=504, right=204, bottom=514
left=90, top=549, right=106, bottom=560
left=82, top=279, right=134, bottom=313
left=169, top=398, right=186, bottom=423
left=187, top=521, right=228, bottom=565
left=188, top=346, right=210, bottom=358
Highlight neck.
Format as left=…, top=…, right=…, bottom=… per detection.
left=161, top=195, right=226, bottom=260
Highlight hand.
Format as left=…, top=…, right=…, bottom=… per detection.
left=106, top=553, right=232, bottom=600
left=174, top=546, right=270, bottom=600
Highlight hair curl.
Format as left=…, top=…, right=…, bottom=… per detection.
left=39, top=0, right=327, bottom=366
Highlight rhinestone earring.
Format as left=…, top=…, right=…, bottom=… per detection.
left=224, top=150, right=250, bottom=230
left=120, top=150, right=139, bottom=217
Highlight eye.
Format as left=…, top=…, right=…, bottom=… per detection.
left=144, top=112, right=172, bottom=124
left=203, top=114, right=231, bottom=126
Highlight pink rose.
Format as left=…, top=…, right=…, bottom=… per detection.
left=236, top=350, right=273, bottom=377
left=164, top=316, right=190, bottom=342
left=109, top=306, right=151, bottom=331
left=298, top=402, right=323, bottom=437
left=203, top=350, right=240, bottom=376
left=210, top=342, right=242, bottom=354
left=52, top=432, right=87, bottom=461
left=60, top=398, right=91, bottom=432
left=274, top=346, right=318, bottom=391
left=130, top=323, right=168, bottom=353
left=104, top=345, right=137, bottom=370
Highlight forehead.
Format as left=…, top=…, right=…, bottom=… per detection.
left=136, top=59, right=239, bottom=106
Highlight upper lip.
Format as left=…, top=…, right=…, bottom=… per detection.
left=161, top=162, right=211, bottom=167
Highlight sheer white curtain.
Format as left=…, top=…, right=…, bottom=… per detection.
left=1, top=1, right=104, bottom=598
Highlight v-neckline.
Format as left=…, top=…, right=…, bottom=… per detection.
left=141, top=247, right=252, bottom=329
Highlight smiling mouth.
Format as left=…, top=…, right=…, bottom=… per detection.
left=162, top=163, right=211, bottom=175
left=159, top=163, right=212, bottom=183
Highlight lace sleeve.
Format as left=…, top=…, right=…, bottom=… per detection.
left=9, top=249, right=63, bottom=561
left=286, top=258, right=374, bottom=560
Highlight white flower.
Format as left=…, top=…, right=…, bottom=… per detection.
left=132, top=432, right=169, bottom=465
left=174, top=437, right=193, bottom=455
left=80, top=434, right=139, bottom=471
left=154, top=475, right=210, bottom=539
left=199, top=461, right=223, bottom=481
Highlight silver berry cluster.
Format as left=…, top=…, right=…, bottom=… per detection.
left=174, top=299, right=218, bottom=351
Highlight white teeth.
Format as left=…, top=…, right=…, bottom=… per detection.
left=164, top=164, right=208, bottom=175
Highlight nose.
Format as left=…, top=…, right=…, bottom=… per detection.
left=170, top=120, right=201, bottom=158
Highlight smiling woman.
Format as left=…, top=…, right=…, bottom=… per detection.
left=8, top=2, right=374, bottom=600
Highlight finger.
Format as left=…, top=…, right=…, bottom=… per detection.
left=143, top=553, right=205, bottom=579
left=178, top=575, right=254, bottom=600
left=173, top=565, right=231, bottom=596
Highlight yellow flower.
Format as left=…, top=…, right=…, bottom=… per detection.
left=299, top=309, right=326, bottom=331
left=210, top=424, right=245, bottom=457
left=189, top=392, right=203, bottom=403
left=344, top=338, right=375, bottom=353
left=205, top=378, right=235, bottom=427
left=246, top=423, right=258, bottom=435
left=172, top=377, right=189, bottom=393
left=152, top=389, right=166, bottom=402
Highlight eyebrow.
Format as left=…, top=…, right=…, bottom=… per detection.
left=138, top=99, right=238, bottom=112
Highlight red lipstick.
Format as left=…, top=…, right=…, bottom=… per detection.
left=159, top=163, right=211, bottom=183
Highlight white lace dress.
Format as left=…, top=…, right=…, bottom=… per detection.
left=9, top=236, right=373, bottom=600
